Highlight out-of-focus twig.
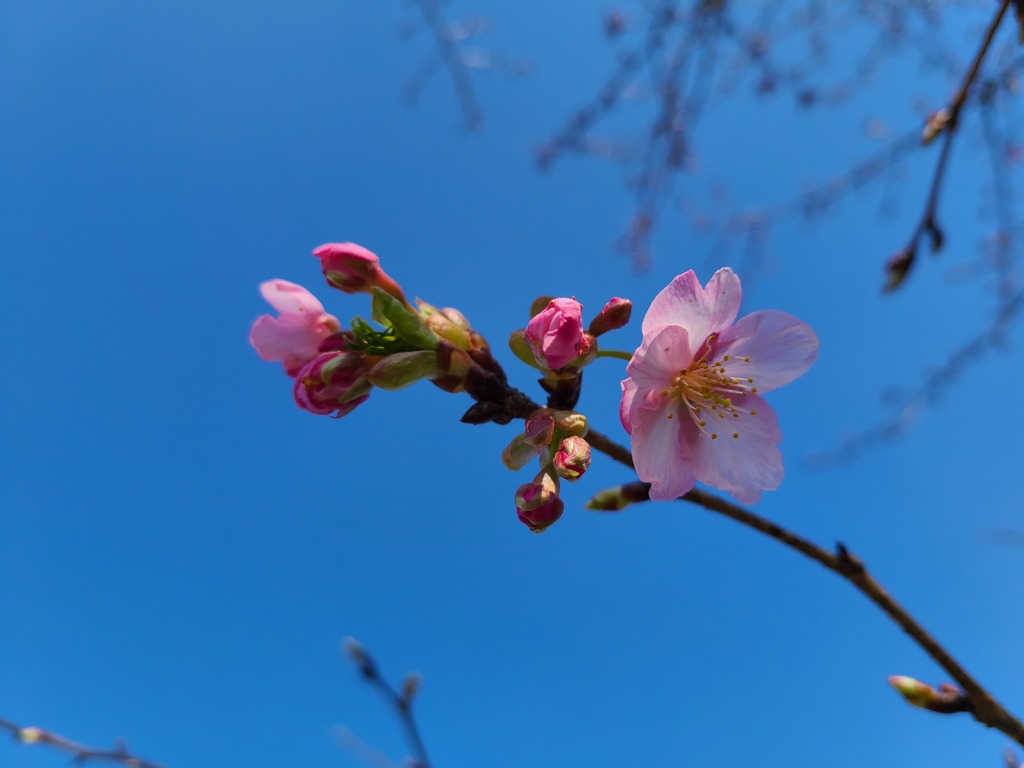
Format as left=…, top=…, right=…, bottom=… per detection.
left=342, top=638, right=432, bottom=768
left=406, top=0, right=485, bottom=130
left=886, top=0, right=1014, bottom=291
left=0, top=716, right=165, bottom=768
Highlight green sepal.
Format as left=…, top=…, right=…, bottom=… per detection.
left=349, top=316, right=418, bottom=357
left=508, top=330, right=540, bottom=369
left=372, top=288, right=439, bottom=350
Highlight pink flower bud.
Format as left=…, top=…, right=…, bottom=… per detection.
left=293, top=351, right=371, bottom=417
left=524, top=298, right=591, bottom=370
left=313, top=242, right=408, bottom=304
left=588, top=297, right=633, bottom=336
left=515, top=472, right=563, bottom=533
left=249, top=280, right=340, bottom=376
left=553, top=436, right=591, bottom=481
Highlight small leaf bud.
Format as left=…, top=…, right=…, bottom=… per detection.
left=887, top=675, right=969, bottom=714
left=883, top=248, right=915, bottom=293
left=18, top=727, right=44, bottom=744
left=588, top=297, right=633, bottom=336
left=921, top=108, right=951, bottom=145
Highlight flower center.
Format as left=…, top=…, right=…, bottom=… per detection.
left=662, top=334, right=758, bottom=440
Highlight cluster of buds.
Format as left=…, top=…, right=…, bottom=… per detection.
left=509, top=296, right=631, bottom=410
left=250, top=242, right=496, bottom=418
left=503, top=409, right=592, bottom=532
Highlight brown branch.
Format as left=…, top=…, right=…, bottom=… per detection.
left=0, top=716, right=165, bottom=768
left=580, top=432, right=1024, bottom=746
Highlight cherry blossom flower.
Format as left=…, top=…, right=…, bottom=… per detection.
left=249, top=280, right=340, bottom=376
left=524, top=298, right=591, bottom=369
left=620, top=268, right=817, bottom=504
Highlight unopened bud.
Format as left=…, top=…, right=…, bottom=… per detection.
left=883, top=248, right=915, bottom=293
left=588, top=297, right=633, bottom=336
left=342, top=636, right=367, bottom=662
left=402, top=672, right=422, bottom=703
left=553, top=436, right=591, bottom=481
left=18, top=727, right=44, bottom=744
left=342, top=636, right=377, bottom=679
left=887, top=675, right=969, bottom=714
left=525, top=298, right=590, bottom=370
left=922, top=108, right=951, bottom=145
left=367, top=350, right=438, bottom=390
left=314, top=242, right=409, bottom=305
left=515, top=472, right=564, bottom=533
left=551, top=410, right=588, bottom=437
left=418, top=300, right=473, bottom=349
left=440, top=307, right=471, bottom=331
left=584, top=482, right=649, bottom=511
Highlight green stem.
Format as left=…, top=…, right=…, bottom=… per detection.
left=596, top=349, right=633, bottom=361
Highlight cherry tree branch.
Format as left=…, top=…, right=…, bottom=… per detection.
left=581, top=426, right=1024, bottom=746
left=0, top=716, right=164, bottom=768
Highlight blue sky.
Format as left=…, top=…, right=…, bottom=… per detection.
left=2, top=2, right=1023, bottom=767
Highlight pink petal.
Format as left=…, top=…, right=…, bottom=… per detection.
left=621, top=326, right=692, bottom=427
left=249, top=315, right=318, bottom=362
left=631, top=400, right=697, bottom=501
left=641, top=268, right=741, bottom=357
left=259, top=279, right=325, bottom=317
left=714, top=310, right=819, bottom=393
left=687, top=395, right=783, bottom=505
left=620, top=378, right=640, bottom=433
left=625, top=325, right=692, bottom=391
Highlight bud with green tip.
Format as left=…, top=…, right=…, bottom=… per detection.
left=887, top=675, right=970, bottom=714
left=551, top=409, right=588, bottom=437
left=585, top=482, right=650, bottom=511
left=367, top=350, right=438, bottom=390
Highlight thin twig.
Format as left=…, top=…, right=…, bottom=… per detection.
left=580, top=432, right=1024, bottom=746
left=343, top=639, right=432, bottom=768
left=0, top=716, right=165, bottom=768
